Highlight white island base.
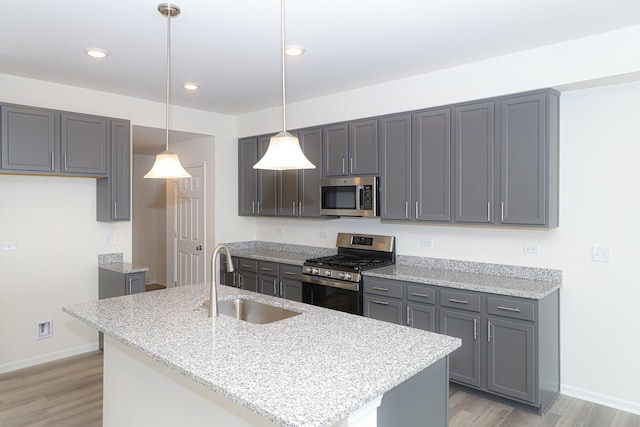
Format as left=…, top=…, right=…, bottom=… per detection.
left=103, top=336, right=448, bottom=427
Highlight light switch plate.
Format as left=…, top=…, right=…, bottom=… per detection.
left=421, top=238, right=434, bottom=248
left=592, top=245, right=612, bottom=262
left=1, top=242, right=17, bottom=251
left=522, top=243, right=540, bottom=255
left=105, top=234, right=117, bottom=245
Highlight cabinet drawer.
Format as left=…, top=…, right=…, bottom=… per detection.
left=406, top=284, right=436, bottom=305
left=280, top=264, right=302, bottom=280
left=237, top=258, right=258, bottom=273
left=487, top=296, right=535, bottom=321
left=258, top=261, right=279, bottom=276
left=439, top=289, right=481, bottom=312
left=363, top=277, right=403, bottom=299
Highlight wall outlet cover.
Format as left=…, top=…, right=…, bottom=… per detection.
left=522, top=243, right=540, bottom=255
left=421, top=238, right=434, bottom=248
left=592, top=245, right=612, bottom=262
left=1, top=242, right=17, bottom=251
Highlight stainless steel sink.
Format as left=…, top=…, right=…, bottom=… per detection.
left=218, top=298, right=301, bottom=324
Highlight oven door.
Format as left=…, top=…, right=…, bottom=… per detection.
left=302, top=276, right=362, bottom=316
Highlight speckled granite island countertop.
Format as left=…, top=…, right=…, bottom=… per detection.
left=64, top=284, right=460, bottom=427
left=98, top=252, right=149, bottom=274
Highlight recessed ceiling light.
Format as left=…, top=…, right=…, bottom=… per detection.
left=83, top=48, right=110, bottom=59
left=182, top=82, right=199, bottom=91
left=284, top=45, right=305, bottom=56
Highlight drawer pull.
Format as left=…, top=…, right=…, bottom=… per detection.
left=497, top=305, right=521, bottom=313
left=410, top=292, right=429, bottom=298
left=372, top=286, right=389, bottom=292
left=283, top=272, right=297, bottom=276
left=261, top=267, right=273, bottom=272
left=241, top=264, right=252, bottom=268
left=372, top=300, right=389, bottom=305
left=448, top=298, right=469, bottom=304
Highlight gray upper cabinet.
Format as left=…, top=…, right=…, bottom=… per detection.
left=323, top=119, right=378, bottom=177
left=379, top=114, right=412, bottom=220
left=413, top=108, right=452, bottom=222
left=453, top=101, right=496, bottom=224
left=258, top=136, right=277, bottom=216
left=1, top=105, right=57, bottom=172
left=238, top=137, right=259, bottom=215
left=60, top=113, right=108, bottom=176
left=97, top=119, right=131, bottom=221
left=277, top=127, right=323, bottom=217
left=499, top=91, right=559, bottom=227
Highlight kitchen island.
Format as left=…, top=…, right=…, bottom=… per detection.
left=64, top=284, right=461, bottom=427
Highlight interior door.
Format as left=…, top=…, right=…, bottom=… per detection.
left=175, top=165, right=205, bottom=286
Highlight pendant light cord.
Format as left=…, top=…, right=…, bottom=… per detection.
left=165, top=6, right=172, bottom=152
left=280, top=0, right=287, bottom=133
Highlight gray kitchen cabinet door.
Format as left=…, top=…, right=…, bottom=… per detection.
left=239, top=272, right=259, bottom=293
left=322, top=123, right=349, bottom=177
left=280, top=278, right=303, bottom=302
left=96, top=119, right=131, bottom=221
left=297, top=128, right=323, bottom=217
left=219, top=256, right=238, bottom=287
left=500, top=91, right=559, bottom=227
left=453, top=101, right=496, bottom=224
left=440, top=308, right=481, bottom=387
left=407, top=302, right=436, bottom=332
left=349, top=118, right=378, bottom=175
left=364, top=295, right=403, bottom=325
left=277, top=132, right=299, bottom=217
left=258, top=136, right=277, bottom=215
left=1, top=105, right=57, bottom=172
left=238, top=137, right=258, bottom=215
left=413, top=108, right=452, bottom=222
left=487, top=317, right=536, bottom=404
left=259, top=276, right=279, bottom=297
left=126, top=272, right=146, bottom=295
left=379, top=114, right=412, bottom=220
left=60, top=113, right=108, bottom=176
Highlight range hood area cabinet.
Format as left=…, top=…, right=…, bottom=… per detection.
left=378, top=89, right=559, bottom=228
left=238, top=127, right=323, bottom=218
left=0, top=104, right=108, bottom=177
left=322, top=118, right=379, bottom=177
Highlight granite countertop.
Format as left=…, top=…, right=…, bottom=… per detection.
left=364, top=265, right=560, bottom=299
left=98, top=262, right=149, bottom=274
left=64, top=285, right=460, bottom=427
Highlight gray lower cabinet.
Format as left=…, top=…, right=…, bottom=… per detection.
left=453, top=101, right=496, bottom=224
left=219, top=256, right=238, bottom=287
left=98, top=268, right=146, bottom=349
left=237, top=258, right=259, bottom=292
left=97, top=119, right=131, bottom=221
left=363, top=277, right=404, bottom=325
left=440, top=308, right=482, bottom=387
left=258, top=261, right=303, bottom=302
left=322, top=119, right=378, bottom=177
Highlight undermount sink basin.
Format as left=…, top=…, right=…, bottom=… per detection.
left=218, top=298, right=301, bottom=324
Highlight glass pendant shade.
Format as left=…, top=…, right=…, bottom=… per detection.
left=144, top=151, right=191, bottom=178
left=253, top=131, right=315, bottom=170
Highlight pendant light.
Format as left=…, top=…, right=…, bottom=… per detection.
left=145, top=3, right=191, bottom=179
left=253, top=0, right=315, bottom=171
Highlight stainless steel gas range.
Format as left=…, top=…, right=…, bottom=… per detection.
left=301, top=233, right=395, bottom=315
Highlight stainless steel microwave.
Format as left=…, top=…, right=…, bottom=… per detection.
left=320, top=176, right=379, bottom=217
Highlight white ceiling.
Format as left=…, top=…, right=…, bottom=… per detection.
left=1, top=0, right=639, bottom=117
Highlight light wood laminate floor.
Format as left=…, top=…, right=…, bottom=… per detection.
left=1, top=351, right=639, bottom=426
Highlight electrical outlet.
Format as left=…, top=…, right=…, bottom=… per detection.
left=105, top=233, right=117, bottom=245
left=1, top=242, right=17, bottom=251
left=319, top=231, right=328, bottom=240
left=36, top=320, right=53, bottom=340
left=522, top=243, right=540, bottom=255
left=275, top=227, right=283, bottom=236
left=421, top=237, right=434, bottom=248
left=592, top=245, right=612, bottom=262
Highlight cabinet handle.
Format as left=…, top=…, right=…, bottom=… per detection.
left=292, top=201, right=296, bottom=215
left=487, top=202, right=491, bottom=222
left=342, top=158, right=345, bottom=174
left=126, top=277, right=131, bottom=295
left=371, top=300, right=389, bottom=305
left=257, top=201, right=261, bottom=213
left=252, top=201, right=255, bottom=214
left=241, top=264, right=252, bottom=268
left=488, top=320, right=492, bottom=343
left=473, top=318, right=477, bottom=340
left=63, top=153, right=67, bottom=171
left=279, top=281, right=284, bottom=297
left=350, top=158, right=353, bottom=173
left=415, top=202, right=419, bottom=219
left=113, top=202, right=117, bottom=218
left=50, top=152, right=54, bottom=170
left=497, top=305, right=521, bottom=313
left=273, top=280, right=278, bottom=295
left=405, top=202, right=408, bottom=219
left=406, top=306, right=412, bottom=326
left=410, top=292, right=429, bottom=299
left=372, top=286, right=389, bottom=292
left=239, top=274, right=244, bottom=288
left=283, top=271, right=296, bottom=276
left=232, top=273, right=237, bottom=287
left=448, top=298, right=469, bottom=304
left=501, top=202, right=504, bottom=222
left=261, top=267, right=273, bottom=272
left=298, top=202, right=302, bottom=216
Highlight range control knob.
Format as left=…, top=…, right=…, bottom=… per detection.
left=338, top=272, right=352, bottom=280
left=324, top=270, right=332, bottom=277
left=311, top=268, right=320, bottom=275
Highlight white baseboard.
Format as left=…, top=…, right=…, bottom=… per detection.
left=0, top=344, right=99, bottom=374
left=561, top=384, right=640, bottom=416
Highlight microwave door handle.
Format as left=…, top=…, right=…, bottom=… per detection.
left=356, top=186, right=363, bottom=210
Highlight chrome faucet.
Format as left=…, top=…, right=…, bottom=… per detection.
left=209, top=244, right=234, bottom=318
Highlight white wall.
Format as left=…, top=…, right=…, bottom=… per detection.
left=0, top=74, right=239, bottom=372
left=236, top=27, right=640, bottom=414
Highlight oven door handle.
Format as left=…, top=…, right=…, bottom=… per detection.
left=302, top=275, right=359, bottom=292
